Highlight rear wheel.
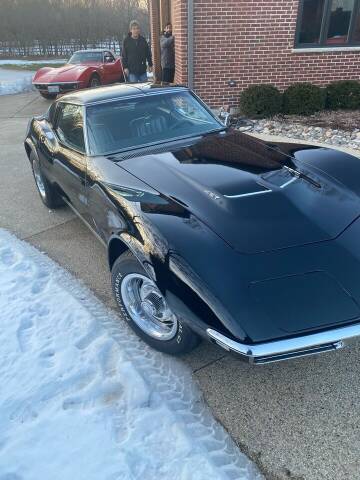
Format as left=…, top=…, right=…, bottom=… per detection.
left=40, top=92, right=57, bottom=100
left=30, top=151, right=64, bottom=209
left=89, top=74, right=101, bottom=88
left=111, top=251, right=200, bottom=355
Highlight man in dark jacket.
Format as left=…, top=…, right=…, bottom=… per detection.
left=160, top=22, right=175, bottom=83
left=122, top=20, right=153, bottom=83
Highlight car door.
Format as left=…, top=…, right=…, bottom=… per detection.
left=102, top=51, right=122, bottom=84
left=51, top=102, right=88, bottom=215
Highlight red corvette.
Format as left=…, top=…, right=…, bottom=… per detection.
left=33, top=49, right=124, bottom=99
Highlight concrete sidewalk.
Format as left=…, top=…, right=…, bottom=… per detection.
left=1, top=92, right=360, bottom=480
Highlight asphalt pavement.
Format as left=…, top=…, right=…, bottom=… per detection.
left=1, top=91, right=360, bottom=480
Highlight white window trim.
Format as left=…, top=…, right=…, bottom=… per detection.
left=292, top=46, right=360, bottom=53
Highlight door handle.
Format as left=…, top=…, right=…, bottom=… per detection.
left=40, top=134, right=46, bottom=144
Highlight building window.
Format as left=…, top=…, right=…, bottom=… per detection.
left=296, top=0, right=360, bottom=47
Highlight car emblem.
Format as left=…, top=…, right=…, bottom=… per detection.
left=205, top=190, right=220, bottom=201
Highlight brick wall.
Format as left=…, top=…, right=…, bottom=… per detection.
left=171, top=0, right=188, bottom=85
left=149, top=0, right=360, bottom=107
left=187, top=0, right=360, bottom=107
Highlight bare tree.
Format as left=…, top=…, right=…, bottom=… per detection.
left=0, top=0, right=150, bottom=57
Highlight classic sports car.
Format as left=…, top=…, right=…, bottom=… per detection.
left=24, top=83, right=360, bottom=364
left=32, top=49, right=124, bottom=99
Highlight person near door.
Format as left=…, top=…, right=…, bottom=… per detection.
left=160, top=22, right=175, bottom=83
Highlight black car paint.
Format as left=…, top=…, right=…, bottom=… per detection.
left=24, top=85, right=360, bottom=347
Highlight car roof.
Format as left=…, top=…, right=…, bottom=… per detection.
left=73, top=49, right=108, bottom=53
left=56, top=83, right=189, bottom=106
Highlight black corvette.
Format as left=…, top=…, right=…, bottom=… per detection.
left=25, top=83, right=360, bottom=364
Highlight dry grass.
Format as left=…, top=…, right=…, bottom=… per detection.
left=0, top=63, right=64, bottom=71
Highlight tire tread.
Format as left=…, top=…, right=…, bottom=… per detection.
left=111, top=251, right=200, bottom=355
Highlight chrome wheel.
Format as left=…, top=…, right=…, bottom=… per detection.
left=32, top=159, right=46, bottom=200
left=90, top=77, right=100, bottom=87
left=121, top=273, right=178, bottom=341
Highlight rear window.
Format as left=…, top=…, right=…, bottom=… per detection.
left=86, top=91, right=222, bottom=156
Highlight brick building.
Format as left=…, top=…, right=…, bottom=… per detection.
left=149, top=0, right=360, bottom=108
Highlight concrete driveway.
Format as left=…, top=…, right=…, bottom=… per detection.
left=1, top=92, right=360, bottom=480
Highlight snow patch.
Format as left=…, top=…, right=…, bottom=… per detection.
left=0, top=229, right=262, bottom=480
left=0, top=70, right=34, bottom=96
left=0, top=59, right=65, bottom=65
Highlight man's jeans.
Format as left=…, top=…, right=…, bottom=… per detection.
left=128, top=72, right=148, bottom=83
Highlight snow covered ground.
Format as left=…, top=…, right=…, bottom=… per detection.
left=0, top=229, right=262, bottom=480
left=0, top=59, right=64, bottom=95
left=0, top=69, right=34, bottom=96
left=0, top=59, right=64, bottom=66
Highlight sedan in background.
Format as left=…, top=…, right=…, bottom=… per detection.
left=24, top=83, right=360, bottom=364
left=32, top=49, right=124, bottom=99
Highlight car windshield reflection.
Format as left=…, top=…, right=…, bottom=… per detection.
left=69, top=52, right=103, bottom=64
left=85, top=91, right=223, bottom=156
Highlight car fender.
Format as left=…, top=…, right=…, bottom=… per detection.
left=87, top=157, right=248, bottom=340
left=24, top=135, right=37, bottom=163
left=103, top=190, right=249, bottom=341
left=24, top=117, right=43, bottom=162
left=79, top=66, right=102, bottom=84
left=33, top=67, right=53, bottom=82
left=108, top=233, right=156, bottom=280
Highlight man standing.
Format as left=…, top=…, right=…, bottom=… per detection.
left=160, top=22, right=175, bottom=83
left=122, top=20, right=153, bottom=83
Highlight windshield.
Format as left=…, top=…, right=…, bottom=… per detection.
left=86, top=91, right=223, bottom=155
left=69, top=51, right=103, bottom=64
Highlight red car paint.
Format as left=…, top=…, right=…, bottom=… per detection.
left=32, top=49, right=124, bottom=98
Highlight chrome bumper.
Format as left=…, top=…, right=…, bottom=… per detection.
left=33, top=81, right=81, bottom=91
left=207, top=322, right=360, bottom=364
left=33, top=82, right=81, bottom=86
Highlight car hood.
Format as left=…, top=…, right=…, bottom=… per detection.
left=118, top=131, right=360, bottom=254
left=33, top=63, right=92, bottom=82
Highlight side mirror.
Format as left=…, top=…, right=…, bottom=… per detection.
left=218, top=104, right=254, bottom=132
left=218, top=105, right=231, bottom=126
left=41, top=127, right=59, bottom=155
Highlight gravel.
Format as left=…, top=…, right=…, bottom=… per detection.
left=251, top=117, right=360, bottom=151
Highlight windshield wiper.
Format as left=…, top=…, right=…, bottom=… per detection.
left=283, top=165, right=321, bottom=189
left=105, top=133, right=203, bottom=158
left=201, top=126, right=229, bottom=137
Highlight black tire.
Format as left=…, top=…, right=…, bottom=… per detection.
left=89, top=74, right=101, bottom=88
left=40, top=92, right=57, bottom=100
left=30, top=151, right=64, bottom=209
left=111, top=251, right=200, bottom=355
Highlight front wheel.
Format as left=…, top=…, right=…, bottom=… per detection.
left=111, top=251, right=200, bottom=355
left=40, top=92, right=57, bottom=100
left=30, top=151, right=64, bottom=209
left=89, top=74, right=101, bottom=88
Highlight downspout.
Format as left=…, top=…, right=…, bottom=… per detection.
left=150, top=0, right=162, bottom=82
left=187, top=0, right=194, bottom=89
